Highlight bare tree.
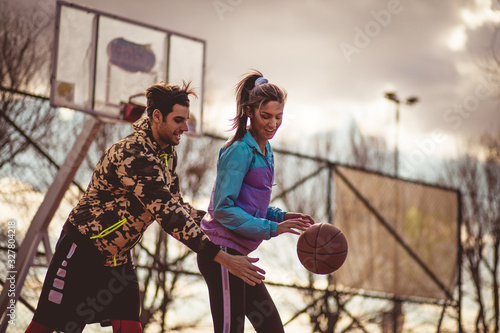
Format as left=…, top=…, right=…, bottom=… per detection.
left=347, top=119, right=391, bottom=172
left=0, top=0, right=55, bottom=170
left=271, top=133, right=349, bottom=332
left=177, top=135, right=220, bottom=201
left=461, top=22, right=500, bottom=332
left=441, top=134, right=500, bottom=333
left=479, top=133, right=500, bottom=333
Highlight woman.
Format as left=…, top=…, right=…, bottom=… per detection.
left=198, top=70, right=314, bottom=333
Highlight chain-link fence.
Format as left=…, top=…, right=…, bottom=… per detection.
left=0, top=95, right=462, bottom=332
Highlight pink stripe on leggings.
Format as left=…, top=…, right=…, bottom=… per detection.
left=220, top=246, right=231, bottom=333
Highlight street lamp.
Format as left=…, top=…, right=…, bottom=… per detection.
left=383, top=91, right=419, bottom=333
left=384, top=92, right=419, bottom=177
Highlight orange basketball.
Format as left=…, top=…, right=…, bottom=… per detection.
left=297, top=223, right=348, bottom=274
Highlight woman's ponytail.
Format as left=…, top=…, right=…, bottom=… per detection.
left=225, top=70, right=263, bottom=147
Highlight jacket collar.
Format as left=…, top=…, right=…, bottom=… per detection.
left=133, top=117, right=173, bottom=155
left=242, top=131, right=272, bottom=159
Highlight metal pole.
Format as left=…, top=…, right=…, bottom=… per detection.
left=457, top=190, right=463, bottom=333
left=327, top=164, right=333, bottom=223
left=0, top=116, right=102, bottom=331
left=383, top=93, right=419, bottom=333
left=394, top=102, right=400, bottom=177
left=393, top=101, right=400, bottom=333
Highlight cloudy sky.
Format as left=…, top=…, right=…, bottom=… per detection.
left=7, top=1, right=493, bottom=330
left=34, top=0, right=500, bottom=172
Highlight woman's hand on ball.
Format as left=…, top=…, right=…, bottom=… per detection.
left=284, top=212, right=315, bottom=224
left=277, top=216, right=313, bottom=236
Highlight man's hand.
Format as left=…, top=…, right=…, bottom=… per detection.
left=214, top=250, right=266, bottom=286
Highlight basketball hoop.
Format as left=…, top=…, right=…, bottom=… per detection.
left=120, top=93, right=146, bottom=123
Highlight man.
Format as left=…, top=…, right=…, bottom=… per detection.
left=25, top=82, right=265, bottom=333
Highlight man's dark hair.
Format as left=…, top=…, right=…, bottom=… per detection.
left=145, top=81, right=197, bottom=119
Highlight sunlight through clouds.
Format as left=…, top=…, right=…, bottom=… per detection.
left=446, top=26, right=467, bottom=51
left=461, top=0, right=500, bottom=28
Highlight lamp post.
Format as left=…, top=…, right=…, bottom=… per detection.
left=384, top=92, right=419, bottom=177
left=383, top=92, right=419, bottom=333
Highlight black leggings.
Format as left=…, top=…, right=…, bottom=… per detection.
left=197, top=247, right=284, bottom=333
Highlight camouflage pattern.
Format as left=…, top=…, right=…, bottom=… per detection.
left=67, top=117, right=219, bottom=266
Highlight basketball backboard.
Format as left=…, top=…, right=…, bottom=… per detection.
left=51, top=1, right=205, bottom=133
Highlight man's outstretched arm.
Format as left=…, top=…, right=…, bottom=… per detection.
left=213, top=250, right=266, bottom=286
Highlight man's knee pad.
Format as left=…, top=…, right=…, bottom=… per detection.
left=111, top=320, right=142, bottom=333
left=25, top=321, right=53, bottom=333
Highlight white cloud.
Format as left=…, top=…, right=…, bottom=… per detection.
left=41, top=0, right=500, bottom=156
left=461, top=0, right=500, bottom=28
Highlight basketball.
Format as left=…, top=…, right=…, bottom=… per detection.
left=297, top=223, right=348, bottom=274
